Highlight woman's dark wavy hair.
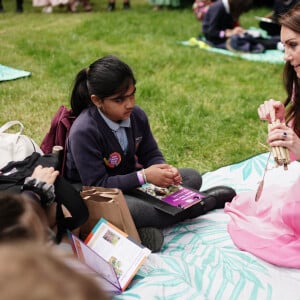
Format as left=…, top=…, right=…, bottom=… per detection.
left=279, top=3, right=300, bottom=136
left=70, top=55, right=136, bottom=117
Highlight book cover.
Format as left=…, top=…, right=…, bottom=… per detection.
left=69, top=218, right=151, bottom=294
left=136, top=183, right=205, bottom=209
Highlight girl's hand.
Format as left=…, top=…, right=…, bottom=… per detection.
left=233, top=26, right=245, bottom=35
left=144, top=164, right=182, bottom=188
left=31, top=165, right=59, bottom=185
left=268, top=123, right=300, bottom=159
left=226, top=26, right=245, bottom=37
left=168, top=166, right=182, bottom=185
left=258, top=99, right=285, bottom=123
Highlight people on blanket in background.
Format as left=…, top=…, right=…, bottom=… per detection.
left=202, top=0, right=280, bottom=51
left=0, top=242, right=111, bottom=300
left=148, top=0, right=180, bottom=11
left=259, top=0, right=300, bottom=36
left=65, top=54, right=236, bottom=252
left=32, top=0, right=92, bottom=13
left=224, top=3, right=300, bottom=268
left=0, top=0, right=23, bottom=12
left=202, top=0, right=253, bottom=48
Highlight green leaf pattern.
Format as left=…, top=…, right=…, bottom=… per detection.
left=114, top=153, right=300, bottom=300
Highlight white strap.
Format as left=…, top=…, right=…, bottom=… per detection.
left=0, top=121, right=24, bottom=134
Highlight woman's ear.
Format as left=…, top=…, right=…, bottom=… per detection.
left=90, top=95, right=102, bottom=108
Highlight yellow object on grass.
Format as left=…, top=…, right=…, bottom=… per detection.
left=188, top=37, right=211, bottom=49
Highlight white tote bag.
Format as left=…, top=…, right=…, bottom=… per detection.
left=0, top=121, right=44, bottom=169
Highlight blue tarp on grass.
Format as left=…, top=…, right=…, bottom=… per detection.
left=181, top=37, right=284, bottom=64
left=0, top=64, right=31, bottom=82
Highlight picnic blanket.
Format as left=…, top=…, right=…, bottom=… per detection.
left=181, top=37, right=284, bottom=64
left=0, top=64, right=31, bottom=82
left=114, top=152, right=300, bottom=300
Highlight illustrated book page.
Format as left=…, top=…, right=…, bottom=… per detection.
left=69, top=218, right=151, bottom=294
left=84, top=218, right=151, bottom=291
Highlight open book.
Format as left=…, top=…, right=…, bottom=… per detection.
left=69, top=218, right=151, bottom=295
left=131, top=183, right=206, bottom=215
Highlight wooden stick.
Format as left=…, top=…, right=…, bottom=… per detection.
left=268, top=120, right=290, bottom=170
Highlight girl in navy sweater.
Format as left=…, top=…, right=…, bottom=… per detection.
left=66, top=55, right=235, bottom=251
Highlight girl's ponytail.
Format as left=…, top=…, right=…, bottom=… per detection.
left=70, top=68, right=93, bottom=117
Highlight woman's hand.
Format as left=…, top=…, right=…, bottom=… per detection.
left=258, top=99, right=285, bottom=123
left=144, top=164, right=182, bottom=188
left=268, top=123, right=300, bottom=159
left=31, top=165, right=59, bottom=185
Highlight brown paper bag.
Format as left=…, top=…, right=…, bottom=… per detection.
left=80, top=186, right=141, bottom=243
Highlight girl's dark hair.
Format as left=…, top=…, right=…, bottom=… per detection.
left=0, top=193, right=48, bottom=242
left=229, top=0, right=253, bottom=21
left=70, top=55, right=136, bottom=116
left=0, top=193, right=28, bottom=241
left=279, top=3, right=300, bottom=136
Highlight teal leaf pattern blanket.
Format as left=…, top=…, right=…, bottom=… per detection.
left=114, top=153, right=300, bottom=300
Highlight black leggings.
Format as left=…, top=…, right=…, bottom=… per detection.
left=125, top=168, right=205, bottom=228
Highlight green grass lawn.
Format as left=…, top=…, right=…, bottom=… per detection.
left=0, top=0, right=286, bottom=173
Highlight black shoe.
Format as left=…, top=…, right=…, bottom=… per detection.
left=107, top=2, right=115, bottom=11
left=201, top=186, right=236, bottom=209
left=123, top=2, right=130, bottom=9
left=138, top=227, right=164, bottom=253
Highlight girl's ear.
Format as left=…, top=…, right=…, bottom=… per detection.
left=90, top=95, right=102, bottom=108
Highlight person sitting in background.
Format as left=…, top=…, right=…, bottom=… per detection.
left=259, top=0, right=300, bottom=36
left=0, top=0, right=23, bottom=12
left=202, top=0, right=253, bottom=49
left=202, top=0, right=280, bottom=52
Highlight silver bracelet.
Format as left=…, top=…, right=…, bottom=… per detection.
left=141, top=169, right=148, bottom=184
